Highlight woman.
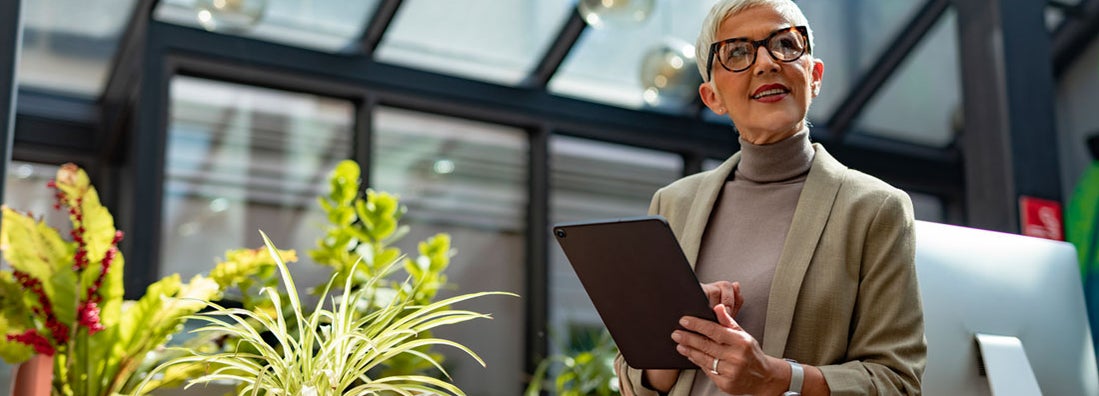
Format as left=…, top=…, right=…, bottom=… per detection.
left=614, top=1, right=926, bottom=395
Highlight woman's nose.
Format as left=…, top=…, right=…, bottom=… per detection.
left=753, top=45, right=780, bottom=75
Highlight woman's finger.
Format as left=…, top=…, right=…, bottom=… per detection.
left=675, top=342, right=714, bottom=372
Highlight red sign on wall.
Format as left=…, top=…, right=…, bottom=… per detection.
left=1019, top=196, right=1063, bottom=241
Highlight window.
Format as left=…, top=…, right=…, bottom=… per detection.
left=160, top=76, right=354, bottom=289
left=372, top=107, right=528, bottom=395
left=548, top=136, right=682, bottom=355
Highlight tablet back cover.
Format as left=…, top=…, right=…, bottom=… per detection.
left=553, top=216, right=716, bottom=369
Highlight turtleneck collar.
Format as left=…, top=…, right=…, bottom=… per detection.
left=734, top=128, right=814, bottom=183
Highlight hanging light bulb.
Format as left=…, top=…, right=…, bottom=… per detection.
left=577, top=0, right=655, bottom=29
left=193, top=0, right=267, bottom=33
left=639, top=38, right=702, bottom=107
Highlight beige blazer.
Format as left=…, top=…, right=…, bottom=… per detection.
left=616, top=144, right=926, bottom=396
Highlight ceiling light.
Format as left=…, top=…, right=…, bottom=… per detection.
left=577, top=0, right=655, bottom=29
left=194, top=0, right=266, bottom=33
left=639, top=38, right=701, bottom=107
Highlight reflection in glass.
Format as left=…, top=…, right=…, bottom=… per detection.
left=548, top=136, right=682, bottom=357
left=372, top=107, right=527, bottom=395
left=161, top=76, right=354, bottom=288
left=854, top=10, right=959, bottom=147
left=18, top=0, right=138, bottom=95
left=155, top=0, right=377, bottom=53
left=376, top=0, right=574, bottom=85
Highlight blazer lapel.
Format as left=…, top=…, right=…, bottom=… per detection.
left=679, top=153, right=740, bottom=269
left=762, top=145, right=847, bottom=356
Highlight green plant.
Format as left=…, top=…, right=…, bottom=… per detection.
left=135, top=232, right=513, bottom=396
left=309, top=160, right=457, bottom=376
left=525, top=330, right=621, bottom=396
left=0, top=163, right=253, bottom=396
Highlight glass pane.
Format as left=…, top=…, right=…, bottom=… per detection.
left=550, top=0, right=712, bottom=111
left=161, top=76, right=354, bottom=288
left=550, top=0, right=922, bottom=117
left=18, top=0, right=138, bottom=96
left=154, top=0, right=378, bottom=53
left=801, top=0, right=923, bottom=121
left=372, top=107, right=527, bottom=395
left=548, top=136, right=682, bottom=356
left=854, top=9, right=959, bottom=147
left=375, top=0, right=574, bottom=85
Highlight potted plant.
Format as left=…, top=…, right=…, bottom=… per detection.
left=133, top=231, right=512, bottom=395
left=0, top=164, right=281, bottom=395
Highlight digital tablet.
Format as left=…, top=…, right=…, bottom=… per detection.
left=553, top=215, right=717, bottom=369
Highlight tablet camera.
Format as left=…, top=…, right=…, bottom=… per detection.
left=555, top=229, right=567, bottom=238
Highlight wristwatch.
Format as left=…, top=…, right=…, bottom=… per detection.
left=783, top=359, right=803, bottom=396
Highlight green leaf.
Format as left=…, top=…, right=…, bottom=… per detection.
left=0, top=314, right=33, bottom=364
left=77, top=192, right=115, bottom=268
left=0, top=207, right=74, bottom=284
left=117, top=275, right=182, bottom=355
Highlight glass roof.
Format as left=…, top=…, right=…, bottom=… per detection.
left=154, top=0, right=378, bottom=53
left=798, top=0, right=924, bottom=122
left=550, top=0, right=924, bottom=117
left=854, top=9, right=960, bottom=147
left=17, top=0, right=137, bottom=96
left=549, top=0, right=712, bottom=112
left=375, top=0, right=575, bottom=85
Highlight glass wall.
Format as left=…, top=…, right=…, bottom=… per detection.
left=548, top=136, right=682, bottom=354
left=160, top=76, right=354, bottom=287
left=372, top=107, right=528, bottom=395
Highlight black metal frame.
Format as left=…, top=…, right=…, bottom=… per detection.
left=6, top=0, right=1093, bottom=390
left=954, top=0, right=1062, bottom=232
left=1053, top=0, right=1099, bottom=78
left=826, top=0, right=950, bottom=142
left=0, top=0, right=22, bottom=218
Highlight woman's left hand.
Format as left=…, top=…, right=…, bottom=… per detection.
left=672, top=305, right=788, bottom=395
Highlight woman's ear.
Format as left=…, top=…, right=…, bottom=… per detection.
left=699, top=82, right=726, bottom=114
left=810, top=59, right=824, bottom=97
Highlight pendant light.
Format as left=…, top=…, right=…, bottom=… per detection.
left=194, top=0, right=267, bottom=32
left=577, top=0, right=655, bottom=29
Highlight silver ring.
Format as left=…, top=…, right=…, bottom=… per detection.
left=710, top=357, right=720, bottom=375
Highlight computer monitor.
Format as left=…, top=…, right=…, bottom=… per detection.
left=915, top=221, right=1099, bottom=395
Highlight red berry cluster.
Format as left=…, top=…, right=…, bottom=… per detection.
left=11, top=271, right=69, bottom=347
left=78, top=231, right=122, bottom=336
left=6, top=329, right=54, bottom=356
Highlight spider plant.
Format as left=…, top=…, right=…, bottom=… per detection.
left=132, top=231, right=512, bottom=396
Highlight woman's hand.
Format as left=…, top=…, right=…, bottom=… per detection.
left=672, top=305, right=789, bottom=395
left=701, top=281, right=743, bottom=317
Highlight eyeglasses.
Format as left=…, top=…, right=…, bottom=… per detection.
left=706, top=26, right=811, bottom=79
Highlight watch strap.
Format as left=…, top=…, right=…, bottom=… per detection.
left=784, top=359, right=804, bottom=395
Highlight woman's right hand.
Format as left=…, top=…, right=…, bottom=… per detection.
left=701, top=281, right=743, bottom=318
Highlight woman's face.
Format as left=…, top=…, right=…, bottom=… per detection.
left=699, top=6, right=824, bottom=144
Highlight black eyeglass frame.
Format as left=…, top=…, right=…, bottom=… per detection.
left=705, top=26, right=811, bottom=80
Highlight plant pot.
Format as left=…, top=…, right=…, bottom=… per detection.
left=11, top=354, right=51, bottom=396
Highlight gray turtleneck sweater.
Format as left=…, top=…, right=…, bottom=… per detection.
left=690, top=129, right=814, bottom=395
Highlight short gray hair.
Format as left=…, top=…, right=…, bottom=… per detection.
left=694, top=0, right=815, bottom=82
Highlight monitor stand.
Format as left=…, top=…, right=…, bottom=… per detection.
left=975, top=333, right=1043, bottom=396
